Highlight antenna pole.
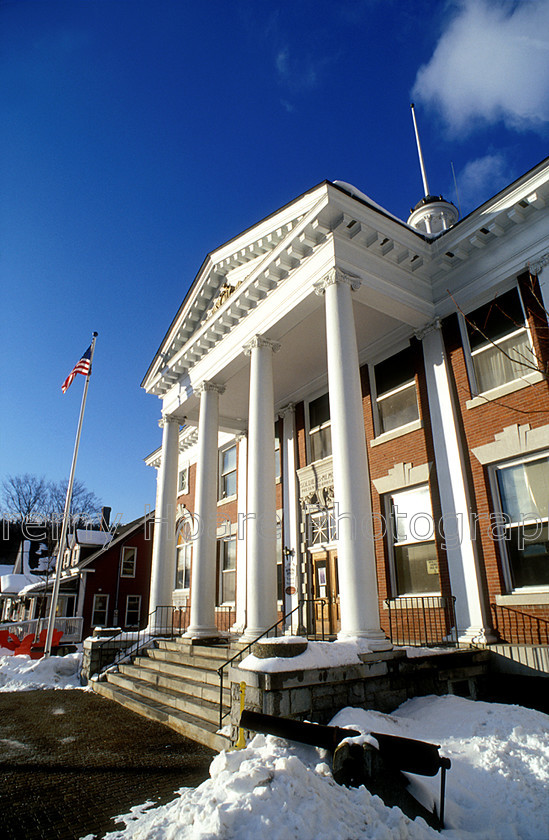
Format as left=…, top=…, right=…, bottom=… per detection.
left=410, top=103, right=430, bottom=197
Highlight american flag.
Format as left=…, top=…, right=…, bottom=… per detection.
left=61, top=345, right=92, bottom=393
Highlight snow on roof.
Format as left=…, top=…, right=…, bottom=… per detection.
left=333, top=180, right=403, bottom=223
left=0, top=573, right=44, bottom=595
left=71, top=529, right=113, bottom=547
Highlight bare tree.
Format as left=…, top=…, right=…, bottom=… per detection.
left=2, top=474, right=102, bottom=532
left=1, top=474, right=49, bottom=521
left=47, top=479, right=102, bottom=525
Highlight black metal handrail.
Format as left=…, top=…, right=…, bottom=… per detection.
left=217, top=597, right=333, bottom=730
left=94, top=605, right=182, bottom=674
left=385, top=595, right=458, bottom=647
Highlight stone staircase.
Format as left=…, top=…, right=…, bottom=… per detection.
left=91, top=636, right=244, bottom=751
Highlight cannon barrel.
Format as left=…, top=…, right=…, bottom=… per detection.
left=239, top=709, right=360, bottom=752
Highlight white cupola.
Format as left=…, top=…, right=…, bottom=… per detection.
left=407, top=104, right=459, bottom=235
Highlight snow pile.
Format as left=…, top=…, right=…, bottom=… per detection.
left=0, top=650, right=83, bottom=691
left=239, top=637, right=374, bottom=673
left=102, top=695, right=549, bottom=840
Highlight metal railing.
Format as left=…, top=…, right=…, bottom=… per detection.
left=491, top=603, right=549, bottom=645
left=94, top=605, right=180, bottom=674
left=385, top=595, right=458, bottom=647
left=0, top=616, right=83, bottom=643
left=216, top=597, right=333, bottom=730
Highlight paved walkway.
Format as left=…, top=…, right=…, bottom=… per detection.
left=0, top=689, right=215, bottom=840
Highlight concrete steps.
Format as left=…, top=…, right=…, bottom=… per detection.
left=90, top=635, right=242, bottom=751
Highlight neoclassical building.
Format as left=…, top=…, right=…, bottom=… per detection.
left=142, top=157, right=549, bottom=649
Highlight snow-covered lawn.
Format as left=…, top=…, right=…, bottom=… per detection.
left=98, top=694, right=549, bottom=840
left=0, top=649, right=83, bottom=691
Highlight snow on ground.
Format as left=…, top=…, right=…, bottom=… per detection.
left=0, top=649, right=83, bottom=691
left=100, top=695, right=549, bottom=840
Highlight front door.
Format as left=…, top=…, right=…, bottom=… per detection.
left=312, top=550, right=340, bottom=637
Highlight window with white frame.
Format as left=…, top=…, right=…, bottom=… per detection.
left=276, top=515, right=283, bottom=601
left=373, top=347, right=419, bottom=435
left=125, top=594, right=141, bottom=627
left=387, top=484, right=440, bottom=595
left=217, top=536, right=236, bottom=604
left=493, top=453, right=549, bottom=590
left=308, top=393, right=332, bottom=462
left=309, top=506, right=336, bottom=546
left=219, top=445, right=237, bottom=499
left=275, top=428, right=281, bottom=481
left=91, top=593, right=109, bottom=626
left=120, top=546, right=137, bottom=578
left=178, top=467, right=189, bottom=495
left=176, top=542, right=192, bottom=590
left=463, top=287, right=536, bottom=395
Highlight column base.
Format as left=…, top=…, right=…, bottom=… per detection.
left=240, top=627, right=270, bottom=644
left=184, top=625, right=220, bottom=640
left=337, top=629, right=393, bottom=651
left=458, top=626, right=498, bottom=645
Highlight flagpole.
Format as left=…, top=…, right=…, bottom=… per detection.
left=44, top=332, right=98, bottom=658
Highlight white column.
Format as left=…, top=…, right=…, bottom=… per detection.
left=241, top=335, right=280, bottom=641
left=148, top=415, right=179, bottom=630
left=315, top=267, right=391, bottom=648
left=280, top=404, right=302, bottom=632
left=233, top=433, right=248, bottom=632
left=420, top=321, right=495, bottom=643
left=186, top=382, right=225, bottom=639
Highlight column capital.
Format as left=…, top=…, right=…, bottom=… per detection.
left=313, top=266, right=362, bottom=296
left=414, top=317, right=441, bottom=341
left=158, top=414, right=182, bottom=429
left=197, top=380, right=226, bottom=395
left=278, top=402, right=296, bottom=418
left=528, top=252, right=549, bottom=276
left=243, top=335, right=281, bottom=356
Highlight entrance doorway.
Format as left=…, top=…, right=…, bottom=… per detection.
left=312, top=550, right=340, bottom=637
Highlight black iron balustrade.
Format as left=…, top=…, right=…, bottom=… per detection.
left=491, top=603, right=549, bottom=645
left=385, top=595, right=458, bottom=648
left=94, top=604, right=181, bottom=674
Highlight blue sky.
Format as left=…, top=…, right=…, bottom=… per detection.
left=1, top=0, right=548, bottom=523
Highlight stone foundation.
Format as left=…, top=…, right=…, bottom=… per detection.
left=229, top=648, right=491, bottom=745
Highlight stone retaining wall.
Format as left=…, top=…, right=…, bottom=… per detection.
left=229, top=648, right=491, bottom=745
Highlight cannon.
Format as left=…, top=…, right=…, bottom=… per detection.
left=239, top=709, right=450, bottom=830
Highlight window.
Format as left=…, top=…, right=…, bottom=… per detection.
left=275, top=429, right=281, bottom=481
left=464, top=288, right=536, bottom=395
left=92, top=594, right=109, bottom=626
left=120, top=547, right=137, bottom=577
left=494, top=454, right=549, bottom=589
left=125, top=595, right=141, bottom=627
left=178, top=467, right=189, bottom=495
left=388, top=485, right=439, bottom=595
left=219, top=445, right=237, bottom=499
left=309, top=506, right=336, bottom=546
left=308, top=393, right=332, bottom=462
left=176, top=542, right=192, bottom=590
left=217, top=537, right=236, bottom=604
left=374, top=347, right=419, bottom=435
left=276, top=516, right=283, bottom=601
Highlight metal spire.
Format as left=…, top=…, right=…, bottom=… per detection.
left=410, top=103, right=430, bottom=198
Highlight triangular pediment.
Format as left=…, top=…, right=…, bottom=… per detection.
left=142, top=182, right=334, bottom=392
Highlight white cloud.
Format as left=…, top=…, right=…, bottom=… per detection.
left=274, top=45, right=326, bottom=92
left=457, top=152, right=511, bottom=210
left=412, top=0, right=549, bottom=134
